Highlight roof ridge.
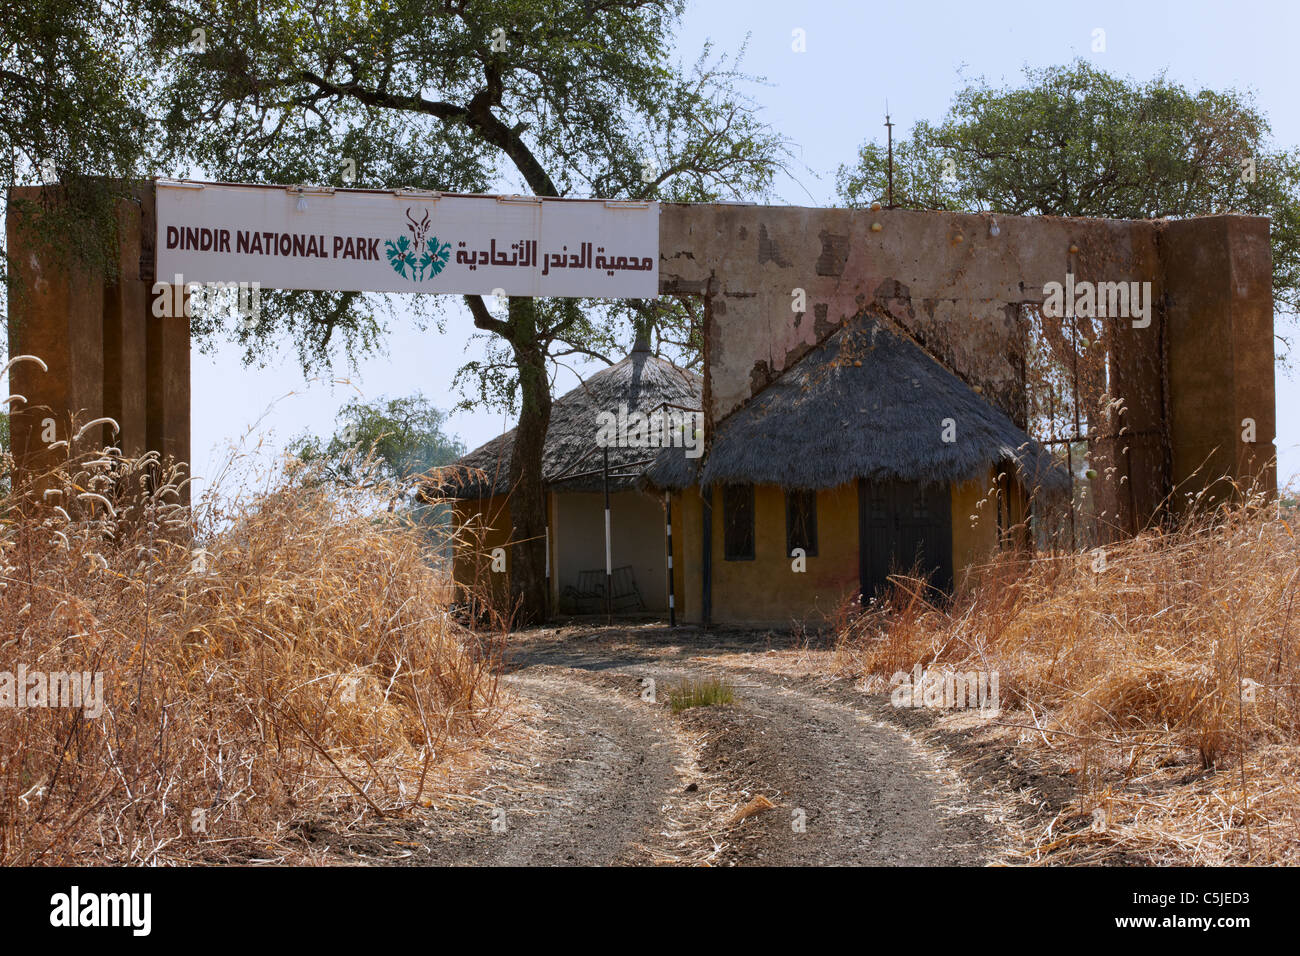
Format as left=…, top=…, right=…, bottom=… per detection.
left=643, top=307, right=1068, bottom=495
left=709, top=306, right=897, bottom=430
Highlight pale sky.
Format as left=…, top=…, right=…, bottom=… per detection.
left=185, top=0, right=1300, bottom=499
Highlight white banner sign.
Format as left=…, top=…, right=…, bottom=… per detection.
left=155, top=182, right=659, bottom=298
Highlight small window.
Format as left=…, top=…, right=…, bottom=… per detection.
left=912, top=491, right=928, bottom=519
left=786, top=488, right=818, bottom=557
left=722, top=483, right=755, bottom=560
left=868, top=484, right=888, bottom=520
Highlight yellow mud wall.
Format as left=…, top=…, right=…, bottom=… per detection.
left=951, top=470, right=1002, bottom=593
left=707, top=482, right=860, bottom=626
left=452, top=493, right=513, bottom=614
left=674, top=489, right=704, bottom=623
left=630, top=476, right=1022, bottom=623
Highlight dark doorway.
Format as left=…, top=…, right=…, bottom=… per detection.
left=858, top=479, right=953, bottom=601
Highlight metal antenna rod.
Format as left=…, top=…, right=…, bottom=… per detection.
left=885, top=102, right=896, bottom=209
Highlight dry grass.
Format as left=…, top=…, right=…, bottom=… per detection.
left=0, top=427, right=506, bottom=865
left=834, top=487, right=1300, bottom=864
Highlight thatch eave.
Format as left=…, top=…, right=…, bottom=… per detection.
left=431, top=349, right=703, bottom=500
left=643, top=313, right=1070, bottom=497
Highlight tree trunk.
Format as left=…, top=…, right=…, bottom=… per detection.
left=506, top=298, right=552, bottom=624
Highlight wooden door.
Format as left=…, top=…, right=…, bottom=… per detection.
left=858, top=479, right=953, bottom=601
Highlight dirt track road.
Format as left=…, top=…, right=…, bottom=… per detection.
left=399, top=625, right=1005, bottom=866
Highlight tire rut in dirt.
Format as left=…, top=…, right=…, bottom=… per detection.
left=422, top=666, right=681, bottom=866
left=640, top=663, right=994, bottom=865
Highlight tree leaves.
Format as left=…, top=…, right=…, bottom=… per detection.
left=289, top=392, right=465, bottom=489
left=1, top=0, right=155, bottom=293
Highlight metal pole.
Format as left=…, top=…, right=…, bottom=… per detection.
left=885, top=106, right=895, bottom=209
left=603, top=446, right=612, bottom=621
left=664, top=491, right=676, bottom=627
left=701, top=486, right=712, bottom=626
left=1069, top=312, right=1083, bottom=550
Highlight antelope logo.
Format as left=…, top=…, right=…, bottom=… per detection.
left=406, top=207, right=430, bottom=249
left=385, top=207, right=452, bottom=282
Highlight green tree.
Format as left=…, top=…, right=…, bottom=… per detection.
left=290, top=393, right=465, bottom=492
left=148, top=0, right=787, bottom=621
left=291, top=394, right=464, bottom=557
left=2, top=0, right=156, bottom=310
left=838, top=60, right=1300, bottom=334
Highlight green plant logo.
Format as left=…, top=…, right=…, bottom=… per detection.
left=385, top=207, right=452, bottom=282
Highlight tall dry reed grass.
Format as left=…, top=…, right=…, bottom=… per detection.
left=835, top=487, right=1300, bottom=863
left=0, top=419, right=504, bottom=864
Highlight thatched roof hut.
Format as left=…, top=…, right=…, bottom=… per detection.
left=435, top=345, right=702, bottom=499
left=644, top=313, right=1067, bottom=494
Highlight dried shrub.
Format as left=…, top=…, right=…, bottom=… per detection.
left=835, top=484, right=1300, bottom=863
left=0, top=429, right=505, bottom=864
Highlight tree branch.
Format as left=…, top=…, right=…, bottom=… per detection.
left=464, top=294, right=508, bottom=336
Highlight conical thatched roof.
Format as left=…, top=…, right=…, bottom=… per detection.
left=644, top=313, right=1068, bottom=494
left=435, top=347, right=702, bottom=498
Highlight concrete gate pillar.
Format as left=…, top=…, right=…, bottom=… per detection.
left=6, top=183, right=190, bottom=501
left=1162, top=216, right=1276, bottom=510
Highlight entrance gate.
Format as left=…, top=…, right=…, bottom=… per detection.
left=5, top=180, right=1279, bottom=626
